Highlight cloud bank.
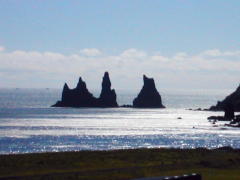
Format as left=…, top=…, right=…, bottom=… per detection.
left=0, top=46, right=5, bottom=52
left=0, top=46, right=239, bottom=90
left=79, top=48, right=102, bottom=56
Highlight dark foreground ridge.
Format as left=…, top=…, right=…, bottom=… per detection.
left=209, top=84, right=240, bottom=112
left=0, top=147, right=239, bottom=180
left=133, top=75, right=165, bottom=108
left=52, top=72, right=118, bottom=107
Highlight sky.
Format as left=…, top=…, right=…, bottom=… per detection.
left=0, top=0, right=239, bottom=91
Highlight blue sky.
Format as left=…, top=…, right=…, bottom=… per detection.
left=1, top=0, right=239, bottom=54
left=0, top=0, right=239, bottom=90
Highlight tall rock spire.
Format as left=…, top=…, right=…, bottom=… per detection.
left=101, top=72, right=111, bottom=91
left=61, top=83, right=70, bottom=102
left=76, top=77, right=87, bottom=90
left=99, top=72, right=118, bottom=107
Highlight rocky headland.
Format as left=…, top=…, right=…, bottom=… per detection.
left=133, top=75, right=165, bottom=108
left=206, top=84, right=240, bottom=127
left=209, top=84, right=240, bottom=112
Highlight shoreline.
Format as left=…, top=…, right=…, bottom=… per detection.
left=1, top=146, right=240, bottom=156
left=1, top=147, right=240, bottom=180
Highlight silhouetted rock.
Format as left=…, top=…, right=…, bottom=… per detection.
left=209, top=84, right=240, bottom=112
left=208, top=103, right=239, bottom=128
left=98, top=72, right=118, bottom=107
left=207, top=116, right=229, bottom=121
left=207, top=103, right=235, bottom=122
left=224, top=103, right=235, bottom=120
left=120, top=104, right=133, bottom=108
left=133, top=75, right=165, bottom=108
left=52, top=77, right=98, bottom=107
left=52, top=72, right=118, bottom=108
left=224, top=114, right=240, bottom=128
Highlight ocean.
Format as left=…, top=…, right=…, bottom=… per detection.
left=0, top=88, right=239, bottom=154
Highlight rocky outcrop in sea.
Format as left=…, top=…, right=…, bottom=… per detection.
left=52, top=72, right=118, bottom=108
left=133, top=75, right=165, bottom=108
left=52, top=77, right=98, bottom=107
left=209, top=84, right=240, bottom=112
left=208, top=85, right=240, bottom=128
left=98, top=72, right=118, bottom=107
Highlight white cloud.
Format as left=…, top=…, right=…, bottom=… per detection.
left=151, top=55, right=169, bottom=62
left=201, top=49, right=222, bottom=56
left=121, top=48, right=147, bottom=58
left=201, top=49, right=240, bottom=57
left=0, top=48, right=239, bottom=89
left=0, top=46, right=5, bottom=52
left=79, top=48, right=102, bottom=56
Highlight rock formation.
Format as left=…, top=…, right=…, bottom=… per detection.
left=52, top=72, right=118, bottom=108
left=207, top=102, right=235, bottom=121
left=209, top=84, right=240, bottom=112
left=133, top=75, right=165, bottom=108
left=98, top=72, right=118, bottom=107
left=224, top=102, right=235, bottom=120
left=52, top=77, right=98, bottom=107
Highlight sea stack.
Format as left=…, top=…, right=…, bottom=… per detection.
left=209, top=84, right=240, bottom=112
left=52, top=77, right=98, bottom=107
left=98, top=72, right=118, bottom=107
left=52, top=72, right=118, bottom=108
left=133, top=75, right=165, bottom=108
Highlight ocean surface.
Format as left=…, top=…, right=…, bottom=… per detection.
left=0, top=88, right=239, bottom=154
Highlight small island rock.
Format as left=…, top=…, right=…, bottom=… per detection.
left=52, top=77, right=98, bottom=107
left=133, top=75, right=165, bottom=108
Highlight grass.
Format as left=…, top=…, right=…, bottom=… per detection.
left=0, top=147, right=240, bottom=179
